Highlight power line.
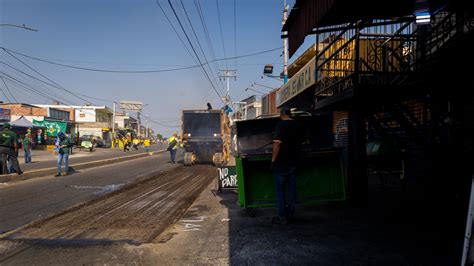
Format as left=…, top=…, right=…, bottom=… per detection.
left=178, top=0, right=224, bottom=96
left=155, top=0, right=222, bottom=104
left=167, top=0, right=225, bottom=104
left=0, top=72, right=71, bottom=104
left=215, top=0, right=228, bottom=69
left=2, top=48, right=93, bottom=104
left=146, top=116, right=180, bottom=128
left=0, top=61, right=86, bottom=104
left=195, top=0, right=217, bottom=66
left=235, top=51, right=283, bottom=102
left=0, top=52, right=74, bottom=104
left=154, top=0, right=199, bottom=66
left=148, top=120, right=180, bottom=128
left=194, top=0, right=226, bottom=94
left=1, top=46, right=282, bottom=74
left=0, top=78, right=12, bottom=102
left=234, top=0, right=237, bottom=70
left=0, top=70, right=109, bottom=119
left=0, top=67, right=74, bottom=105
left=1, top=76, right=18, bottom=102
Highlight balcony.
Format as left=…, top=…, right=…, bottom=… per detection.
left=313, top=10, right=474, bottom=110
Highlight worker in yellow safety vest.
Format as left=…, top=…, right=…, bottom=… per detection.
left=167, top=133, right=179, bottom=163
left=144, top=138, right=151, bottom=153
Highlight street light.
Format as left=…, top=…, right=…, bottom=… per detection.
left=261, top=74, right=283, bottom=81
left=253, top=82, right=274, bottom=90
left=0, top=24, right=38, bottom=31
left=262, top=64, right=283, bottom=81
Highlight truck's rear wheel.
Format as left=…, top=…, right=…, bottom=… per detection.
left=213, top=152, right=223, bottom=166
left=184, top=152, right=194, bottom=166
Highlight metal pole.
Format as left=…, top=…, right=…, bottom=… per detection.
left=112, top=102, right=116, bottom=148
left=137, top=112, right=141, bottom=137
left=282, top=0, right=289, bottom=84
left=462, top=174, right=474, bottom=266
left=145, top=115, right=149, bottom=138
left=226, top=72, right=230, bottom=99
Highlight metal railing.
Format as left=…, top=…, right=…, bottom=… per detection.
left=314, top=7, right=474, bottom=99
left=314, top=18, right=415, bottom=97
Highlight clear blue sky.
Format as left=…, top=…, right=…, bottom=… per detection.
left=0, top=0, right=314, bottom=136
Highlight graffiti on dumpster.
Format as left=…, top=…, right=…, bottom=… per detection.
left=218, top=167, right=237, bottom=188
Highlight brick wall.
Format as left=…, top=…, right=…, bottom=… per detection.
left=0, top=104, right=47, bottom=117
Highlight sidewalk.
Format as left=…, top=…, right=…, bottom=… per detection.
left=16, top=144, right=166, bottom=172
left=0, top=144, right=167, bottom=182
left=147, top=177, right=458, bottom=265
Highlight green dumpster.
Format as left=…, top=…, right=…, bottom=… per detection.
left=234, top=114, right=346, bottom=209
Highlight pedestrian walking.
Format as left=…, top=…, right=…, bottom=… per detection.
left=0, top=123, right=22, bottom=175
left=271, top=107, right=301, bottom=225
left=23, top=133, right=33, bottom=163
left=55, top=132, right=71, bottom=177
left=167, top=133, right=179, bottom=163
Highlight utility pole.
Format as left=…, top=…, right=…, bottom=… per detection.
left=282, top=0, right=289, bottom=84
left=219, top=70, right=237, bottom=105
left=145, top=115, right=149, bottom=138
left=137, top=112, right=141, bottom=138
left=112, top=102, right=116, bottom=148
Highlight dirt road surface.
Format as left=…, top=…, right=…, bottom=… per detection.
left=0, top=165, right=215, bottom=264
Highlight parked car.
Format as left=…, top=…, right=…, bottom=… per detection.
left=80, top=135, right=95, bottom=152
left=95, top=137, right=111, bottom=148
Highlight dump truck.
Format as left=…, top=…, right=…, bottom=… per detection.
left=181, top=109, right=229, bottom=166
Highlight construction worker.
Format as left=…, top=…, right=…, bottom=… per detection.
left=132, top=137, right=139, bottom=150
left=167, top=133, right=179, bottom=164
left=144, top=138, right=151, bottom=153
left=0, top=123, right=22, bottom=175
left=56, top=132, right=71, bottom=177
left=271, top=107, right=301, bottom=225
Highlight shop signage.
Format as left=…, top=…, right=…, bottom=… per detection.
left=0, top=108, right=10, bottom=122
left=217, top=166, right=237, bottom=189
left=33, top=120, right=67, bottom=137
left=277, top=57, right=316, bottom=107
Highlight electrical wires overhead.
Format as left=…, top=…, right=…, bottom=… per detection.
left=0, top=47, right=282, bottom=74
left=215, top=0, right=228, bottom=70
left=0, top=76, right=18, bottom=102
left=166, top=0, right=225, bottom=104
left=234, top=0, right=237, bottom=70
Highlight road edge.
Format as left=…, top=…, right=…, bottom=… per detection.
left=0, top=149, right=166, bottom=183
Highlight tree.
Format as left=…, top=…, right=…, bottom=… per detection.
left=156, top=134, right=163, bottom=141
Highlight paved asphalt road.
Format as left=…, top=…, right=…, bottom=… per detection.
left=17, top=144, right=166, bottom=172
left=0, top=149, right=182, bottom=234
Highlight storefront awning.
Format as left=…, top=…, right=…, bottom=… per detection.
left=283, top=0, right=416, bottom=57
left=9, top=116, right=43, bottom=129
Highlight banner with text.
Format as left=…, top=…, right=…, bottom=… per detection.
left=217, top=166, right=238, bottom=189
left=276, top=57, right=316, bottom=107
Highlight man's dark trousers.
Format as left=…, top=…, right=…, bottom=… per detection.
left=170, top=149, right=177, bottom=163
left=0, top=146, right=21, bottom=174
left=274, top=165, right=297, bottom=219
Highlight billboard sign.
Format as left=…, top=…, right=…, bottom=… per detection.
left=120, top=100, right=143, bottom=112
left=0, top=108, right=11, bottom=122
